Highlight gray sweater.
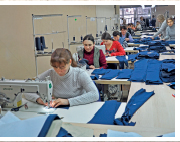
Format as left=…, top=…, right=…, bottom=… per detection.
left=164, top=24, right=175, bottom=40
left=153, top=20, right=168, bottom=39
left=24, top=66, right=99, bottom=106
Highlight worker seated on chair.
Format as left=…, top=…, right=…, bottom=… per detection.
left=77, top=34, right=108, bottom=69
left=24, top=48, right=99, bottom=108
left=120, top=26, right=134, bottom=43
left=112, top=31, right=128, bottom=49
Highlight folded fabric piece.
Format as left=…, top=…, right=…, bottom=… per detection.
left=127, top=54, right=138, bottom=62
left=57, top=127, right=73, bottom=137
left=167, top=82, right=175, bottom=89
left=128, top=59, right=149, bottom=82
left=107, top=129, right=142, bottom=137
left=100, top=70, right=120, bottom=80
left=78, top=58, right=90, bottom=69
left=88, top=100, right=121, bottom=125
left=91, top=68, right=111, bottom=75
left=148, top=45, right=167, bottom=53
left=116, top=56, right=128, bottom=68
left=145, top=59, right=163, bottom=85
left=161, top=40, right=175, bottom=46
left=116, top=69, right=133, bottom=79
left=148, top=41, right=162, bottom=46
left=90, top=74, right=100, bottom=80
left=114, top=88, right=155, bottom=126
left=133, top=46, right=148, bottom=52
left=99, top=133, right=107, bottom=137
left=137, top=51, right=159, bottom=59
left=161, top=63, right=175, bottom=72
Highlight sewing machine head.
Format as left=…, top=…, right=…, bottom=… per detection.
left=0, top=76, right=53, bottom=108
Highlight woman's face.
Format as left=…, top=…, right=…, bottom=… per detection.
left=52, top=60, right=71, bottom=76
left=121, top=29, right=127, bottom=36
left=83, top=40, right=95, bottom=52
left=102, top=39, right=112, bottom=46
left=167, top=20, right=174, bottom=27
left=157, top=18, right=161, bottom=23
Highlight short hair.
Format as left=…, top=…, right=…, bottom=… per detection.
left=101, top=32, right=114, bottom=41
left=157, top=14, right=165, bottom=22
left=166, top=17, right=174, bottom=23
left=112, top=31, right=120, bottom=36
left=152, top=15, right=155, bottom=18
left=83, top=34, right=94, bottom=44
left=127, top=23, right=131, bottom=26
left=136, top=21, right=140, bottom=23
left=120, top=26, right=127, bottom=30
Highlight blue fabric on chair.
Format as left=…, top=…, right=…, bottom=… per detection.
left=38, top=114, right=59, bottom=137
left=167, top=82, right=175, bottom=89
left=116, top=69, right=133, bottom=79
left=91, top=68, right=111, bottom=75
left=57, top=127, right=73, bottom=137
left=100, top=70, right=120, bottom=80
left=145, top=59, right=163, bottom=85
left=116, top=56, right=128, bottom=69
left=137, top=51, right=159, bottom=59
left=114, top=88, right=155, bottom=126
left=88, top=100, right=121, bottom=125
left=127, top=54, right=138, bottom=62
left=128, top=59, right=149, bottom=82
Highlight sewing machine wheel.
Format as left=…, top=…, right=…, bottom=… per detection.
left=108, top=84, right=118, bottom=95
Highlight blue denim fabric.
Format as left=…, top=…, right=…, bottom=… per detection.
left=91, top=68, right=111, bottom=75
left=167, top=82, right=175, bottom=89
left=133, top=46, right=148, bottom=52
left=116, top=69, right=133, bottom=79
left=78, top=58, right=90, bottom=69
left=116, top=56, right=129, bottom=69
left=127, top=54, right=138, bottom=62
left=99, top=133, right=107, bottom=137
left=88, top=100, right=121, bottom=125
left=128, top=59, right=149, bottom=82
left=137, top=51, right=159, bottom=60
left=145, top=60, right=163, bottom=85
left=148, top=45, right=167, bottom=53
left=57, top=127, right=73, bottom=137
left=100, top=70, right=120, bottom=80
left=161, top=63, right=175, bottom=72
left=161, top=40, right=175, bottom=46
left=114, top=88, right=155, bottom=126
left=90, top=74, right=100, bottom=80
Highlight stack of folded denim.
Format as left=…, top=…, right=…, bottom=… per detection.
left=137, top=51, right=159, bottom=60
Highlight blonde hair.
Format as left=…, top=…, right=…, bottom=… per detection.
left=157, top=14, right=165, bottom=23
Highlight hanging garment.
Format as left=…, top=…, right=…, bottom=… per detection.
left=137, top=51, right=159, bottom=60
left=116, top=69, right=133, bottom=79
left=116, top=56, right=129, bottom=69
left=88, top=100, right=121, bottom=125
left=91, top=68, right=111, bottom=75
left=128, top=59, right=149, bottom=82
left=127, top=54, right=138, bottom=62
left=114, top=88, right=155, bottom=126
left=100, top=70, right=120, bottom=80
left=167, top=82, right=175, bottom=89
left=145, top=59, right=163, bottom=85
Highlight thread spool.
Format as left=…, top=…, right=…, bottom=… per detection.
left=96, top=34, right=98, bottom=37
left=40, top=36, right=46, bottom=50
left=81, top=36, right=83, bottom=41
left=73, top=36, right=75, bottom=41
left=35, top=37, right=41, bottom=51
left=100, top=31, right=102, bottom=34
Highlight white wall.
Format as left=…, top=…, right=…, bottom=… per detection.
left=96, top=5, right=115, bottom=36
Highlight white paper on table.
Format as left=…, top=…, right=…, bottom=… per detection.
left=107, top=129, right=142, bottom=137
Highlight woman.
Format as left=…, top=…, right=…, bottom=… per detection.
left=78, top=34, right=108, bottom=69
left=152, top=14, right=168, bottom=40
left=100, top=32, right=125, bottom=69
left=24, top=48, right=99, bottom=107
left=162, top=17, right=175, bottom=41
left=100, top=32, right=125, bottom=57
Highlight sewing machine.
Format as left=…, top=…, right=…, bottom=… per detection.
left=0, top=76, right=53, bottom=108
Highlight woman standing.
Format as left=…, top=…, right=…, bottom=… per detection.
left=163, top=17, right=175, bottom=41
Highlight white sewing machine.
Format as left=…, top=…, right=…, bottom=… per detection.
left=0, top=76, right=53, bottom=108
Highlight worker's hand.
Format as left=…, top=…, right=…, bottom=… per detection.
left=105, top=53, right=111, bottom=57
left=89, top=65, right=95, bottom=69
left=125, top=38, right=130, bottom=41
left=50, top=98, right=69, bottom=108
left=162, top=39, right=165, bottom=41
left=36, top=98, right=48, bottom=106
left=78, top=58, right=82, bottom=61
left=151, top=37, right=154, bottom=40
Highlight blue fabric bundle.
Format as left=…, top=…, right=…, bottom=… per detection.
left=160, top=59, right=175, bottom=83
left=148, top=45, right=167, bottom=53
left=90, top=74, right=100, bottom=80
left=100, top=70, right=120, bottom=80
left=128, top=59, right=149, bottom=82
left=88, top=100, right=121, bottom=125
left=137, top=51, right=159, bottom=59
left=167, top=82, right=175, bottom=89
left=133, top=46, right=148, bottom=52
left=145, top=59, right=163, bottom=85
left=116, top=69, right=133, bottom=79
left=127, top=54, right=138, bottom=62
left=99, top=133, right=107, bottom=137
left=57, top=127, right=73, bottom=137
left=116, top=56, right=128, bottom=68
left=161, top=40, right=175, bottom=46
left=114, top=88, right=155, bottom=126
left=91, top=68, right=111, bottom=75
left=78, top=58, right=90, bottom=69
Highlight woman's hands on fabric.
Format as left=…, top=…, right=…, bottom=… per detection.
left=105, top=53, right=111, bottom=57
left=36, top=98, right=48, bottom=106
left=50, top=98, right=70, bottom=108
left=89, top=65, right=95, bottom=69
left=151, top=37, right=154, bottom=40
